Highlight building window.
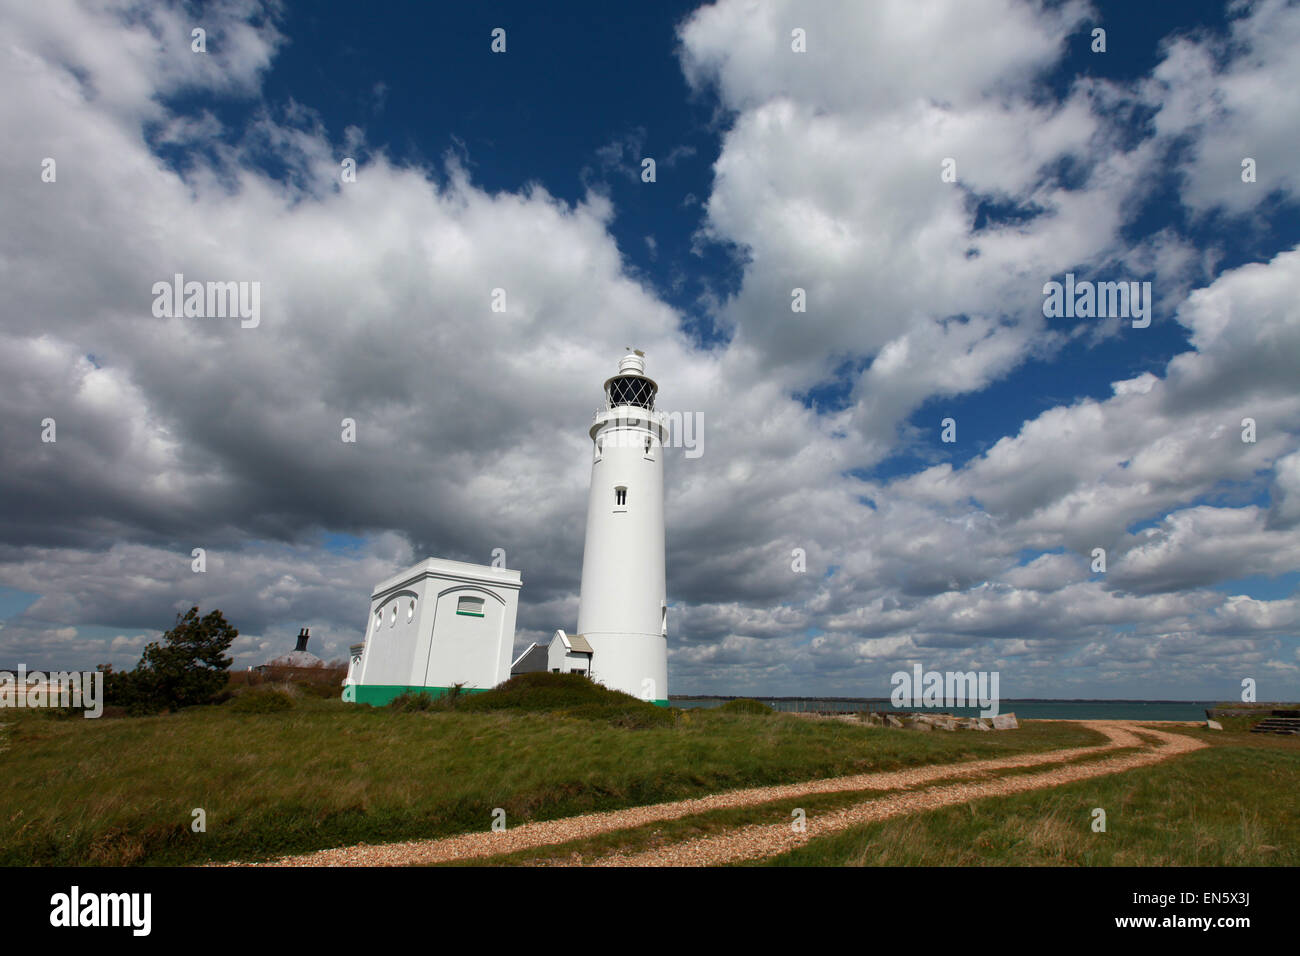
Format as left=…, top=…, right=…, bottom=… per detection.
left=643, top=436, right=654, bottom=459
left=407, top=599, right=416, bottom=622
left=456, top=595, right=486, bottom=617
left=615, top=486, right=627, bottom=506
left=373, top=611, right=381, bottom=634
left=389, top=606, right=397, bottom=626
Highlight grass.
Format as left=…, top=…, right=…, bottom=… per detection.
left=1206, top=701, right=1299, bottom=732
left=0, top=676, right=1103, bottom=866
left=1209, top=700, right=1299, bottom=711
left=443, top=744, right=1147, bottom=867
left=1211, top=715, right=1265, bottom=733
left=761, top=729, right=1300, bottom=866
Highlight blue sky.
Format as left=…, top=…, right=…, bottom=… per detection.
left=1, top=0, right=1298, bottom=701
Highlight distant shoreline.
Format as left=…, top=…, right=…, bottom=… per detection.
left=667, top=696, right=1251, bottom=721
left=669, top=695, right=1223, bottom=704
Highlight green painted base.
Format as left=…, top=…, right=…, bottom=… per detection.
left=344, top=684, right=489, bottom=706
left=344, top=684, right=672, bottom=708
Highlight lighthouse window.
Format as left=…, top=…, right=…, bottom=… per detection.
left=407, top=599, right=415, bottom=622
left=607, top=375, right=655, bottom=410
left=456, top=595, right=486, bottom=617
left=643, top=436, right=653, bottom=458
left=615, top=486, right=627, bottom=506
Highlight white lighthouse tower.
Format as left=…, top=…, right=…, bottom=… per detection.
left=576, top=351, right=669, bottom=705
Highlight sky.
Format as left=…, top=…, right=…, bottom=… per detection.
left=2, top=0, right=1298, bottom=701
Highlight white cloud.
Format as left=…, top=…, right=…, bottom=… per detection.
left=0, top=0, right=1295, bottom=699
left=1143, top=0, right=1300, bottom=215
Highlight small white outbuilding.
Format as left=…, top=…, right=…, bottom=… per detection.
left=509, top=630, right=594, bottom=677
left=546, top=630, right=594, bottom=675
left=345, top=557, right=521, bottom=706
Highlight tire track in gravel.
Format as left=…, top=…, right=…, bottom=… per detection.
left=589, top=723, right=1205, bottom=867
left=219, top=720, right=1193, bottom=867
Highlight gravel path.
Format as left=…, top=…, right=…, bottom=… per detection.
left=591, top=722, right=1205, bottom=866
left=220, top=720, right=1199, bottom=867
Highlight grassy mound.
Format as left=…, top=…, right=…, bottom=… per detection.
left=227, top=687, right=296, bottom=713
left=717, top=698, right=774, bottom=715
left=455, top=672, right=674, bottom=728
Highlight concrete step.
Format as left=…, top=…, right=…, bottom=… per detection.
left=1250, top=717, right=1300, bottom=735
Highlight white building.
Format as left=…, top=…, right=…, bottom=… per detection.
left=345, top=557, right=521, bottom=706
left=574, top=352, right=669, bottom=705
left=547, top=629, right=594, bottom=675
left=510, top=629, right=593, bottom=676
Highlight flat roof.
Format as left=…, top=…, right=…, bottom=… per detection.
left=372, top=556, right=522, bottom=597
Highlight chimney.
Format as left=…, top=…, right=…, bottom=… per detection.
left=295, top=628, right=310, bottom=653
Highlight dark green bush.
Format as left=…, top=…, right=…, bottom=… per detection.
left=102, top=607, right=237, bottom=715
left=387, top=691, right=438, bottom=712
left=718, top=698, right=773, bottom=715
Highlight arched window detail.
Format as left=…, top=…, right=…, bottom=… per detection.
left=615, top=486, right=627, bottom=506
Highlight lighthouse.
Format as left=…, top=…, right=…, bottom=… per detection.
left=576, top=351, right=669, bottom=705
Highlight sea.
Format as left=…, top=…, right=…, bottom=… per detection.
left=668, top=697, right=1218, bottom=721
